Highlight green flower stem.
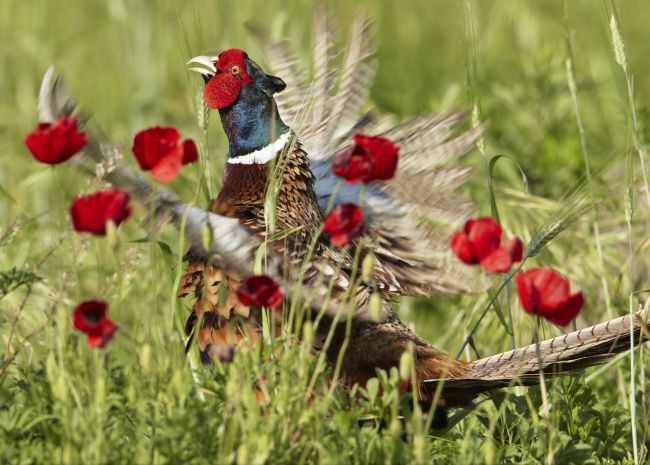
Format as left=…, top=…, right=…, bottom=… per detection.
left=533, top=316, right=554, bottom=463
left=455, top=261, right=524, bottom=359
left=326, top=185, right=366, bottom=390
left=504, top=275, right=515, bottom=351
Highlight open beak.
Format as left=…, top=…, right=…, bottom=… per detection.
left=187, top=55, right=218, bottom=77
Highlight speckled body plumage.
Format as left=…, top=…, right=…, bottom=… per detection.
left=179, top=138, right=471, bottom=412
left=178, top=142, right=323, bottom=359
left=217, top=142, right=323, bottom=259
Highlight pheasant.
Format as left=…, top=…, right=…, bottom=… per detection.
left=36, top=11, right=649, bottom=426
left=179, top=13, right=649, bottom=417
left=181, top=38, right=482, bottom=395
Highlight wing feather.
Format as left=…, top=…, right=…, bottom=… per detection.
left=37, top=68, right=387, bottom=322
left=323, top=13, right=376, bottom=144
left=255, top=13, right=486, bottom=296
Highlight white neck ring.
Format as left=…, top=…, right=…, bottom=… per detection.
left=226, top=131, right=291, bottom=165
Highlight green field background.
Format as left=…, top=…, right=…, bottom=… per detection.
left=1, top=1, right=650, bottom=464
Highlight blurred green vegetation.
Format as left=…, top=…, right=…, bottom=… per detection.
left=1, top=0, right=650, bottom=463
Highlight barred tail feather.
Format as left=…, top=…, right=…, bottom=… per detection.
left=424, top=312, right=649, bottom=404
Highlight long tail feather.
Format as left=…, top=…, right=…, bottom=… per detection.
left=424, top=312, right=649, bottom=402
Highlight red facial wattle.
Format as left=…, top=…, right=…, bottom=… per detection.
left=204, top=73, right=243, bottom=109
left=203, top=48, right=252, bottom=110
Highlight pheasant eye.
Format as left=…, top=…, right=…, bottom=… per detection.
left=230, top=65, right=241, bottom=75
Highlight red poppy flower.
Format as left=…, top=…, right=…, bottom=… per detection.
left=515, top=268, right=584, bottom=327
left=332, top=148, right=373, bottom=184
left=72, top=300, right=118, bottom=348
left=70, top=188, right=134, bottom=235
left=332, top=134, right=399, bottom=184
left=322, top=203, right=366, bottom=246
left=236, top=275, right=283, bottom=308
left=450, top=217, right=523, bottom=274
left=132, top=126, right=198, bottom=183
left=24, top=117, right=88, bottom=164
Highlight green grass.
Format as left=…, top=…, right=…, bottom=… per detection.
left=2, top=0, right=650, bottom=463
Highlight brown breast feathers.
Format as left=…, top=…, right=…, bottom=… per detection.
left=178, top=141, right=323, bottom=360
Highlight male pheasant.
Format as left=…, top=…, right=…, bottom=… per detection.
left=179, top=13, right=648, bottom=415
left=36, top=11, right=648, bottom=425
left=181, top=36, right=481, bottom=401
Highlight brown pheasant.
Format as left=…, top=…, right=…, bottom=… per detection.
left=35, top=10, right=649, bottom=427
left=181, top=32, right=481, bottom=398
left=178, top=12, right=648, bottom=421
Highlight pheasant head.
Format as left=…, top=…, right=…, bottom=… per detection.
left=188, top=49, right=289, bottom=159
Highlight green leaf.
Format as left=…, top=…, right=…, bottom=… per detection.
left=157, top=240, right=173, bottom=257
left=489, top=154, right=529, bottom=194
left=487, top=287, right=512, bottom=335
left=268, top=225, right=303, bottom=242
left=202, top=222, right=213, bottom=251
left=365, top=378, right=379, bottom=403
left=0, top=267, right=42, bottom=298
left=254, top=243, right=266, bottom=275
left=488, top=154, right=529, bottom=222
left=128, top=236, right=151, bottom=244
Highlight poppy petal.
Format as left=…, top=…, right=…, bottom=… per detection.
left=529, top=268, right=571, bottom=310
left=467, top=218, right=502, bottom=261
left=72, top=300, right=118, bottom=348
left=330, top=232, right=351, bottom=247
left=503, top=237, right=524, bottom=262
left=150, top=148, right=184, bottom=183
left=515, top=267, right=584, bottom=326
left=236, top=275, right=283, bottom=308
left=322, top=204, right=365, bottom=246
left=450, top=232, right=477, bottom=264
left=479, top=247, right=514, bottom=274
left=132, top=126, right=196, bottom=182
left=73, top=300, right=108, bottom=333
left=334, top=134, right=399, bottom=184
left=515, top=271, right=538, bottom=313
left=546, top=292, right=584, bottom=327
left=332, top=146, right=373, bottom=184
left=86, top=319, right=118, bottom=348
left=24, top=117, right=87, bottom=164
left=369, top=138, right=399, bottom=181
left=182, top=139, right=199, bottom=164
left=70, top=188, right=134, bottom=235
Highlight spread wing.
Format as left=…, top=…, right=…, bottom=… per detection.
left=255, top=10, right=485, bottom=296
left=37, top=68, right=272, bottom=278
left=37, top=68, right=385, bottom=322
